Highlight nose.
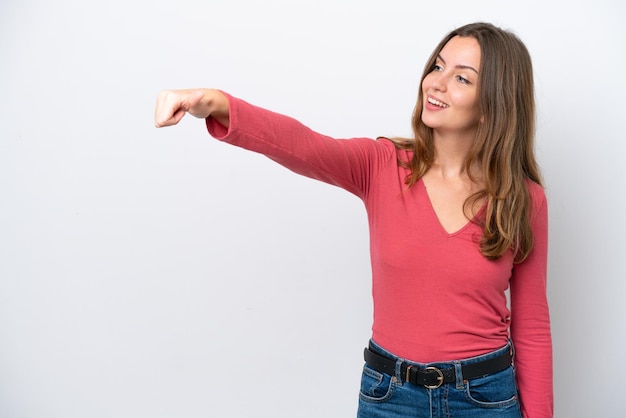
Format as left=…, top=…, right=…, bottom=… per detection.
left=430, top=72, right=447, bottom=92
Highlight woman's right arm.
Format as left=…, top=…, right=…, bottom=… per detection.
left=155, top=89, right=397, bottom=198
left=154, top=88, right=230, bottom=129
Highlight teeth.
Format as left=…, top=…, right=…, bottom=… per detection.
left=428, top=97, right=449, bottom=108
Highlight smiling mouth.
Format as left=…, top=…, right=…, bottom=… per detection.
left=427, top=97, right=449, bottom=108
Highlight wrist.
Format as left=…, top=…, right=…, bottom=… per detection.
left=205, top=89, right=230, bottom=127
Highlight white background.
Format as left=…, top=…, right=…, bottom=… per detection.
left=1, top=0, right=625, bottom=417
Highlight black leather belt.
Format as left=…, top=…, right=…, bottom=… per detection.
left=363, top=345, right=513, bottom=389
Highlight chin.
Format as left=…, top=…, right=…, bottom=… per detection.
left=420, top=114, right=439, bottom=129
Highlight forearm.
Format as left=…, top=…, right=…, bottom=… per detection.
left=205, top=92, right=394, bottom=198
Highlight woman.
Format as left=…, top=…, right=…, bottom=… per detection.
left=155, top=22, right=552, bottom=418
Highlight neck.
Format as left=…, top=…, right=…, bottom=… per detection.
left=431, top=130, right=477, bottom=178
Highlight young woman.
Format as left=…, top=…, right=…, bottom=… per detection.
left=154, top=22, right=552, bottom=418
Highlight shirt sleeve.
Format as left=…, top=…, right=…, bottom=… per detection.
left=509, top=183, right=553, bottom=418
left=204, top=92, right=396, bottom=199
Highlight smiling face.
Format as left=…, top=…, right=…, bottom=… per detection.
left=421, top=35, right=482, bottom=137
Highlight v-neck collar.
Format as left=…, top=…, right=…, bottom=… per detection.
left=418, top=178, right=486, bottom=237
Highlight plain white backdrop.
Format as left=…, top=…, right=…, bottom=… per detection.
left=1, top=0, right=625, bottom=417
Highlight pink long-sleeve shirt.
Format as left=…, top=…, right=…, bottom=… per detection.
left=206, top=92, right=553, bottom=417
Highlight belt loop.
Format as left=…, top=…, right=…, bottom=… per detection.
left=453, top=361, right=464, bottom=389
left=394, top=358, right=404, bottom=387
left=508, top=338, right=515, bottom=360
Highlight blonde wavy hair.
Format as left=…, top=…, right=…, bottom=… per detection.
left=395, top=22, right=542, bottom=262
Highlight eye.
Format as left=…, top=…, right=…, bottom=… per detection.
left=456, top=75, right=471, bottom=84
left=431, top=63, right=444, bottom=72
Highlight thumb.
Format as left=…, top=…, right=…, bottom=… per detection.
left=185, top=89, right=205, bottom=110
left=185, top=89, right=213, bottom=119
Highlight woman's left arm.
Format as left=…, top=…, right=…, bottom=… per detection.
left=510, top=184, right=553, bottom=418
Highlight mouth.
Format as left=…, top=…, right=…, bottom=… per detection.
left=427, top=96, right=449, bottom=108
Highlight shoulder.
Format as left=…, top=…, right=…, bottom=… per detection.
left=376, top=136, right=414, bottom=162
left=525, top=179, right=547, bottom=218
left=526, top=179, right=546, bottom=202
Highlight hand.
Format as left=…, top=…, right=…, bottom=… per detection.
left=154, top=89, right=229, bottom=128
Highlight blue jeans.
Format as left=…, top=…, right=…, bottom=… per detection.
left=357, top=340, right=523, bottom=418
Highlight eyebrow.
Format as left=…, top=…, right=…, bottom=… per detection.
left=437, top=54, right=479, bottom=74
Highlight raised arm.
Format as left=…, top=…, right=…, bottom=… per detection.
left=154, top=88, right=230, bottom=128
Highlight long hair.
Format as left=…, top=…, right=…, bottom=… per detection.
left=396, top=22, right=542, bottom=262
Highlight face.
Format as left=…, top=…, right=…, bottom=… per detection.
left=421, top=35, right=482, bottom=136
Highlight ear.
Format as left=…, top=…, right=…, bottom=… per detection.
left=480, top=114, right=485, bottom=124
